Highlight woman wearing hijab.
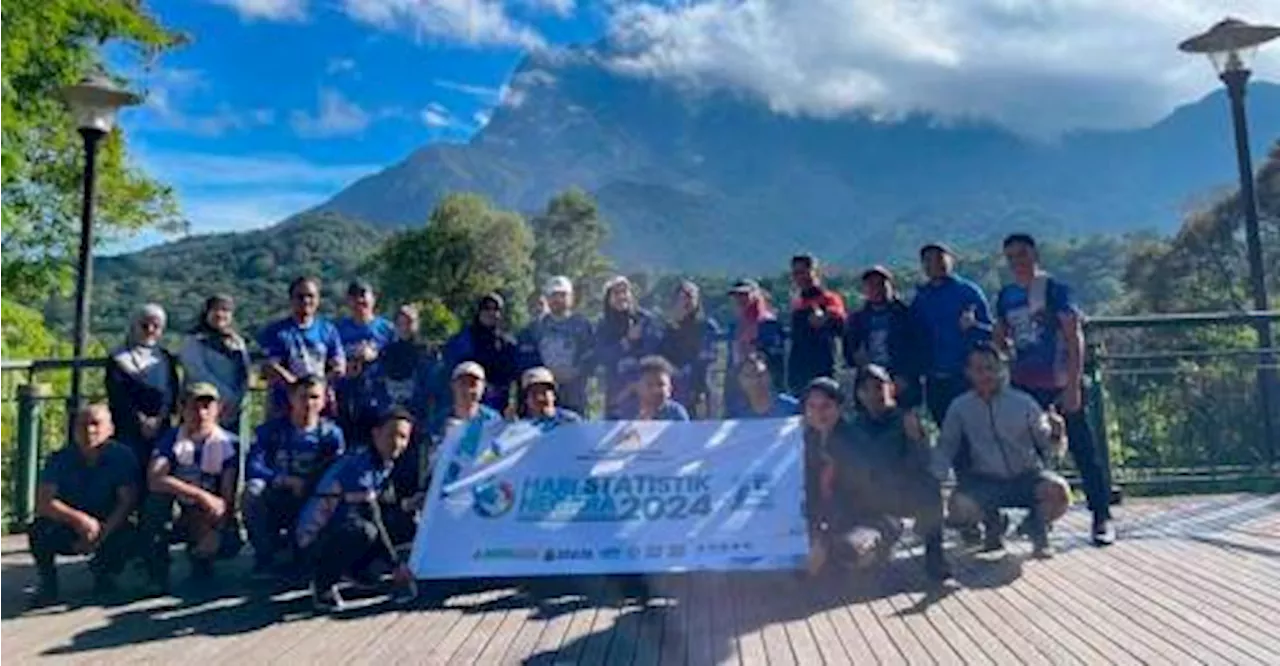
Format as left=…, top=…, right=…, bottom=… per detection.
left=179, top=295, right=251, bottom=432
left=106, top=303, right=181, bottom=474
left=442, top=293, right=519, bottom=413
left=659, top=280, right=721, bottom=417
left=594, top=276, right=665, bottom=419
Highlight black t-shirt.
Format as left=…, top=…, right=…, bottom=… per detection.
left=39, top=441, right=139, bottom=519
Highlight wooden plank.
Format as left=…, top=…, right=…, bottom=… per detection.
left=522, top=580, right=599, bottom=666
left=745, top=573, right=795, bottom=666
left=940, top=555, right=1054, bottom=666
left=574, top=584, right=622, bottom=666
left=543, top=578, right=606, bottom=666
left=841, top=581, right=907, bottom=664
left=631, top=596, right=668, bottom=666
left=793, top=572, right=853, bottom=666
left=684, top=572, right=718, bottom=666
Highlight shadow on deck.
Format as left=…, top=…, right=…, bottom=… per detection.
left=3, top=494, right=1278, bottom=665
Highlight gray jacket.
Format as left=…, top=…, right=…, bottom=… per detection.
left=931, top=387, right=1056, bottom=480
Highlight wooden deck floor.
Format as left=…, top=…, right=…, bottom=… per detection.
left=3, top=494, right=1278, bottom=665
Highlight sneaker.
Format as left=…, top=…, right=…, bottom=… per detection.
left=312, top=583, right=345, bottom=613
left=1091, top=518, right=1116, bottom=547
left=958, top=526, right=983, bottom=547
left=389, top=581, right=418, bottom=606
left=28, top=581, right=60, bottom=609
left=1032, top=542, right=1055, bottom=560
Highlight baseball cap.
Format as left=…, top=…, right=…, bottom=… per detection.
left=919, top=242, right=956, bottom=258
left=521, top=366, right=557, bottom=389
left=544, top=276, right=574, bottom=296
left=347, top=279, right=375, bottom=297
left=184, top=382, right=220, bottom=401
left=854, top=364, right=893, bottom=389
left=728, top=278, right=760, bottom=295
left=451, top=361, right=486, bottom=381
left=802, top=377, right=844, bottom=404
left=861, top=265, right=894, bottom=282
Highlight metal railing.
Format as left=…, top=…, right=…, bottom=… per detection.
left=3, top=311, right=1277, bottom=529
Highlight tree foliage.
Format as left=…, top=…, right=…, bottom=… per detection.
left=369, top=193, right=535, bottom=326
left=1, top=0, right=186, bottom=303
left=530, top=188, right=612, bottom=308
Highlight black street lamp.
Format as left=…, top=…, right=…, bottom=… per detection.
left=61, top=70, right=142, bottom=410
left=1179, top=17, right=1280, bottom=461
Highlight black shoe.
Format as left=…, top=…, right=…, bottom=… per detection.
left=250, top=561, right=279, bottom=583
left=28, top=581, right=60, bottom=609
left=312, top=583, right=345, bottom=613
left=981, top=532, right=1006, bottom=553
left=958, top=526, right=983, bottom=547
left=1091, top=518, right=1116, bottom=547
left=191, top=557, right=215, bottom=581
left=1032, top=542, right=1055, bottom=560
left=92, top=575, right=119, bottom=596
left=924, top=552, right=952, bottom=581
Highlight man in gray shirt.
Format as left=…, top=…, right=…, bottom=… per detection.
left=932, top=344, right=1070, bottom=557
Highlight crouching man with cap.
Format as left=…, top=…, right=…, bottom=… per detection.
left=296, top=408, right=419, bottom=612
left=138, top=383, right=240, bottom=592
left=520, top=366, right=583, bottom=427
left=28, top=404, right=139, bottom=607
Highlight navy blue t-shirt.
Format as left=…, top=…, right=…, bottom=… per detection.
left=248, top=417, right=346, bottom=485
left=152, top=427, right=239, bottom=497
left=335, top=316, right=395, bottom=366
left=39, top=442, right=138, bottom=519
left=729, top=393, right=801, bottom=419
left=997, top=277, right=1079, bottom=390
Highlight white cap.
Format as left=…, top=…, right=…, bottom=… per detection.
left=521, top=366, right=557, bottom=389
left=544, top=276, right=573, bottom=296
left=451, top=361, right=486, bottom=381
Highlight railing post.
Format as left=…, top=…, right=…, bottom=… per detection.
left=1085, top=339, right=1121, bottom=505
left=13, top=383, right=50, bottom=531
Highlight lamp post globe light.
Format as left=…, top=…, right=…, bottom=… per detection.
left=61, top=70, right=142, bottom=410
left=1179, top=17, right=1280, bottom=464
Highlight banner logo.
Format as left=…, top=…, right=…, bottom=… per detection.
left=472, top=479, right=516, bottom=518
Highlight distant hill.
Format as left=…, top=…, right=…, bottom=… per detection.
left=313, top=49, right=1280, bottom=272
left=45, top=213, right=387, bottom=342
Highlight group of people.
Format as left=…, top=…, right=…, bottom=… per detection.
left=30, top=232, right=1114, bottom=612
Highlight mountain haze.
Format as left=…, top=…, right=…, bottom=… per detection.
left=314, top=51, right=1280, bottom=272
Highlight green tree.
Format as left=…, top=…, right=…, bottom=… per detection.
left=370, top=193, right=535, bottom=326
left=530, top=188, right=611, bottom=309
left=2, top=0, right=185, bottom=303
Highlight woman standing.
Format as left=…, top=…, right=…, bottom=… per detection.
left=180, top=295, right=251, bottom=433
left=659, top=280, right=721, bottom=417
left=725, top=279, right=786, bottom=416
left=594, top=276, right=664, bottom=419
left=106, top=303, right=181, bottom=473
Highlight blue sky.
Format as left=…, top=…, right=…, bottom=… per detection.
left=113, top=0, right=1280, bottom=250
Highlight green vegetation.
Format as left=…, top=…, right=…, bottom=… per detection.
left=2, top=0, right=185, bottom=303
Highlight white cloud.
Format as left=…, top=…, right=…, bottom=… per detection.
left=421, top=102, right=455, bottom=127
left=209, top=0, right=307, bottom=21
left=518, top=0, right=575, bottom=18
left=326, top=57, right=358, bottom=75
left=134, top=67, right=275, bottom=137
left=433, top=79, right=503, bottom=99
left=499, top=68, right=557, bottom=108
left=473, top=109, right=493, bottom=128
left=290, top=88, right=371, bottom=137
left=341, top=0, right=547, bottom=49
left=606, top=0, right=1280, bottom=137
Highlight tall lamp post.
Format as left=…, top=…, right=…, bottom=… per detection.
left=1179, top=17, right=1280, bottom=463
left=61, top=71, right=141, bottom=410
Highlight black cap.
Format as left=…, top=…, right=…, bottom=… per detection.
left=728, top=278, right=760, bottom=295
left=347, top=279, right=375, bottom=297
left=860, top=265, right=894, bottom=282
left=919, top=242, right=955, bottom=258
left=802, top=377, right=844, bottom=404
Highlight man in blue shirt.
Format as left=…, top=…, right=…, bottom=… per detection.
left=995, top=233, right=1114, bottom=546
left=28, top=404, right=138, bottom=607
left=910, top=243, right=993, bottom=425
left=520, top=366, right=583, bottom=426
left=296, top=408, right=418, bottom=612
left=631, top=355, right=691, bottom=421
left=257, top=276, right=346, bottom=417
left=845, top=266, right=923, bottom=408
left=728, top=352, right=800, bottom=418
left=245, top=376, right=346, bottom=578
left=518, top=277, right=596, bottom=415
left=139, top=383, right=240, bottom=591
left=336, top=280, right=395, bottom=443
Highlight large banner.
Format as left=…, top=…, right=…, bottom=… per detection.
left=409, top=417, right=809, bottom=579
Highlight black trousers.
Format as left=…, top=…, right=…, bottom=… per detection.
left=308, top=504, right=416, bottom=589
left=245, top=486, right=306, bottom=567
left=1016, top=384, right=1112, bottom=521
left=29, top=518, right=135, bottom=585
left=138, top=493, right=219, bottom=578
left=926, top=375, right=975, bottom=478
